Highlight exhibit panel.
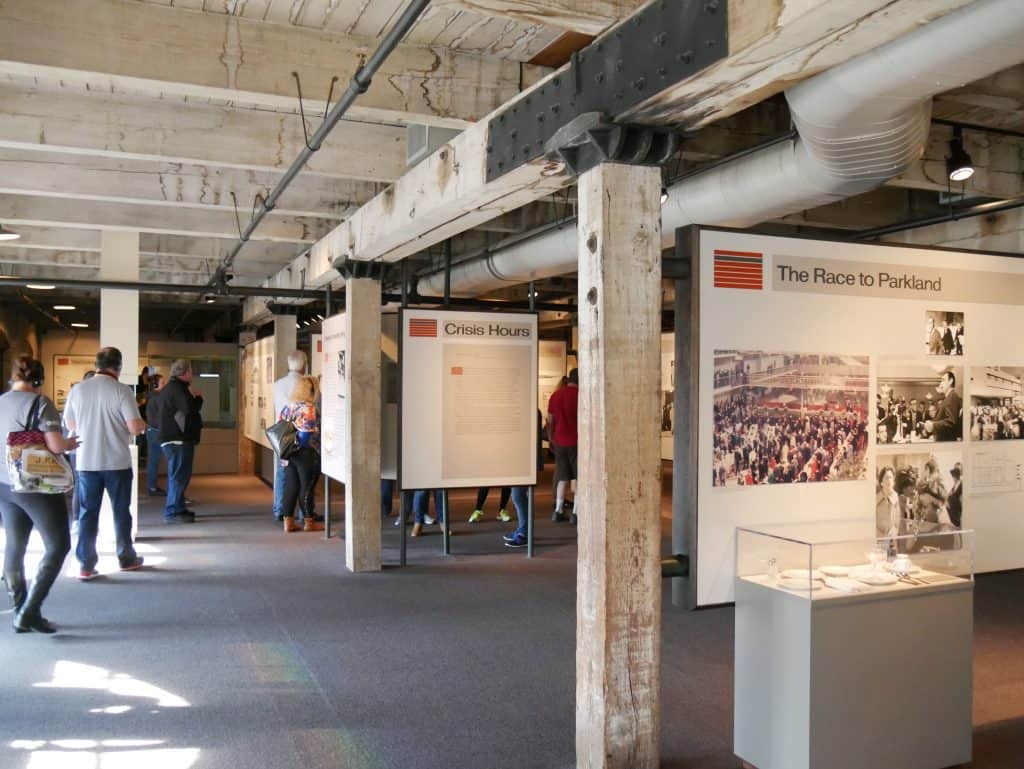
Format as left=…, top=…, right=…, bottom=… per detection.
left=320, top=314, right=348, bottom=485
left=734, top=524, right=974, bottom=769
left=538, top=340, right=567, bottom=417
left=319, top=312, right=400, bottom=485
left=661, top=332, right=675, bottom=461
left=401, top=309, right=538, bottom=490
left=241, top=336, right=276, bottom=449
left=694, top=228, right=1024, bottom=606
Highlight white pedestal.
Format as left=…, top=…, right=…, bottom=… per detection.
left=734, top=576, right=973, bottom=769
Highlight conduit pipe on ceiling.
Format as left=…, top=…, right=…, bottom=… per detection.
left=417, top=0, right=1024, bottom=299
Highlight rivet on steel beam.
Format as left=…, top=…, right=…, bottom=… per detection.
left=654, top=32, right=668, bottom=46
left=634, top=77, right=646, bottom=91
left=706, top=39, right=717, bottom=47
left=615, top=92, right=623, bottom=99
left=487, top=145, right=493, bottom=154
left=679, top=50, right=693, bottom=63
left=615, top=59, right=624, bottom=72
left=550, top=105, right=560, bottom=115
left=553, top=77, right=561, bottom=86
left=522, top=144, right=530, bottom=155
left=537, top=113, right=545, bottom=122
left=657, top=67, right=667, bottom=77
left=595, top=73, right=605, bottom=83
left=704, top=0, right=718, bottom=10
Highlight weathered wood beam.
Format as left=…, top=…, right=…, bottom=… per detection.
left=254, top=0, right=978, bottom=304
left=0, top=86, right=406, bottom=182
left=891, top=128, right=1024, bottom=199
left=1, top=226, right=300, bottom=268
left=933, top=62, right=1024, bottom=134
left=344, top=277, right=383, bottom=573
left=0, top=261, right=261, bottom=286
left=575, top=163, right=662, bottom=769
left=884, top=205, right=1024, bottom=253
left=0, top=0, right=544, bottom=129
left=0, top=247, right=280, bottom=278
left=437, top=0, right=645, bottom=36
left=0, top=151, right=379, bottom=220
left=0, top=194, right=329, bottom=243
left=621, top=0, right=975, bottom=126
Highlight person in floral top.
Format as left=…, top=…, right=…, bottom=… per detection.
left=278, top=376, right=323, bottom=532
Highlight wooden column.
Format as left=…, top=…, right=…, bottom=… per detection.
left=344, top=277, right=382, bottom=572
left=576, top=163, right=662, bottom=769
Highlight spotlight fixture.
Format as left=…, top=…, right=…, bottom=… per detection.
left=0, top=224, right=19, bottom=241
left=661, top=187, right=670, bottom=204
left=70, top=322, right=89, bottom=329
left=26, top=283, right=56, bottom=290
left=946, top=126, right=974, bottom=182
left=203, top=294, right=216, bottom=304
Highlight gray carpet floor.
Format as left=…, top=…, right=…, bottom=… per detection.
left=0, top=474, right=1020, bottom=769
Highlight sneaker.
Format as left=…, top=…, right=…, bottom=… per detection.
left=570, top=513, right=578, bottom=526
left=468, top=510, right=484, bottom=523
left=504, top=534, right=528, bottom=548
left=552, top=510, right=567, bottom=522
left=497, top=509, right=512, bottom=523
left=164, top=512, right=196, bottom=525
left=78, top=568, right=100, bottom=581
left=424, top=515, right=437, bottom=525
left=502, top=531, right=523, bottom=543
left=119, top=556, right=145, bottom=572
left=147, top=487, right=165, bottom=496
left=185, top=497, right=198, bottom=506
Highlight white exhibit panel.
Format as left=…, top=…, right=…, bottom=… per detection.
left=538, top=340, right=567, bottom=415
left=319, top=312, right=400, bottom=484
left=661, top=332, right=675, bottom=461
left=320, top=313, right=348, bottom=485
left=401, top=309, right=538, bottom=490
left=696, top=228, right=1024, bottom=606
left=310, top=334, right=323, bottom=378
left=734, top=524, right=974, bottom=769
left=240, top=336, right=276, bottom=449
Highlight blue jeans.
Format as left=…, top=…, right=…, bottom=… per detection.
left=76, top=469, right=136, bottom=570
left=163, top=443, right=195, bottom=518
left=511, top=486, right=529, bottom=538
left=146, top=428, right=164, bottom=491
left=412, top=489, right=444, bottom=524
left=273, top=460, right=289, bottom=519
left=381, top=479, right=394, bottom=517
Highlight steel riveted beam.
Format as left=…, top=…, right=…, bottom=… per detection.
left=485, top=0, right=728, bottom=181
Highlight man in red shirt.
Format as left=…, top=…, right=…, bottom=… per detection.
left=547, top=368, right=579, bottom=523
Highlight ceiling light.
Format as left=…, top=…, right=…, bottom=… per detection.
left=204, top=294, right=216, bottom=304
left=0, top=224, right=19, bottom=241
left=70, top=322, right=89, bottom=328
left=54, top=305, right=76, bottom=311
left=199, top=373, right=220, bottom=379
left=661, top=187, right=669, bottom=204
left=26, top=283, right=56, bottom=290
left=946, top=127, right=975, bottom=182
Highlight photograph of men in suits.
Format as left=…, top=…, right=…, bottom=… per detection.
left=925, top=370, right=963, bottom=442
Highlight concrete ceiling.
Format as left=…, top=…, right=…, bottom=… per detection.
left=0, top=0, right=1022, bottom=332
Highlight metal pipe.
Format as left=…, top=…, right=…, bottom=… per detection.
left=854, top=195, right=1024, bottom=240
left=218, top=0, right=433, bottom=274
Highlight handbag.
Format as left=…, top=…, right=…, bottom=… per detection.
left=265, top=417, right=300, bottom=460
left=6, top=396, right=74, bottom=494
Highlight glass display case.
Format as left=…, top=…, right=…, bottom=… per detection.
left=736, top=519, right=974, bottom=598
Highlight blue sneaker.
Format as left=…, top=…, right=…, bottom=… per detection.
left=504, top=534, right=527, bottom=548
left=502, top=532, right=522, bottom=543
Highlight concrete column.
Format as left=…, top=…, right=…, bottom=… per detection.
left=99, top=230, right=140, bottom=383
left=575, top=163, right=662, bottom=769
left=344, top=277, right=382, bottom=572
left=272, top=314, right=299, bottom=379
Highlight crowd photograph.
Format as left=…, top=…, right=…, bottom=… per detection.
left=970, top=366, right=1024, bottom=441
left=875, top=452, right=963, bottom=546
left=711, top=351, right=870, bottom=487
left=876, top=365, right=963, bottom=444
left=925, top=310, right=964, bottom=357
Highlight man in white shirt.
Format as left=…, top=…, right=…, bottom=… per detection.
left=64, top=347, right=147, bottom=580
left=272, top=350, right=307, bottom=521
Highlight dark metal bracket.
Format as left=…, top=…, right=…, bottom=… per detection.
left=544, top=112, right=678, bottom=177
left=485, top=0, right=728, bottom=181
left=332, top=257, right=387, bottom=281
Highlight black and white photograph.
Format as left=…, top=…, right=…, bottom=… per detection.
left=877, top=364, right=963, bottom=445
left=876, top=452, right=963, bottom=544
left=711, top=351, right=870, bottom=487
left=925, top=310, right=964, bottom=356
left=970, top=366, right=1024, bottom=440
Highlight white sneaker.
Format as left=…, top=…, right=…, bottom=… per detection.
left=424, top=515, right=437, bottom=525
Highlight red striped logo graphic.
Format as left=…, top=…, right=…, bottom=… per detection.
left=713, top=249, right=763, bottom=290
left=408, top=318, right=438, bottom=338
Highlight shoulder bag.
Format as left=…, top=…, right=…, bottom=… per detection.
left=265, top=416, right=300, bottom=460
left=6, top=396, right=75, bottom=494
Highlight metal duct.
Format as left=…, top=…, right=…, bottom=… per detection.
left=418, top=0, right=1024, bottom=298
